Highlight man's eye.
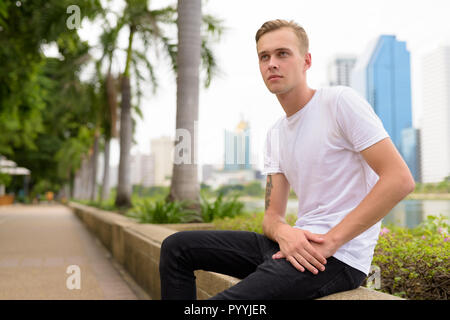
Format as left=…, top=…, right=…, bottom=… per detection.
left=260, top=54, right=269, bottom=61
left=279, top=51, right=288, bottom=57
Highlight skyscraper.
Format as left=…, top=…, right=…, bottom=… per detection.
left=224, top=120, right=251, bottom=171
left=327, top=54, right=357, bottom=86
left=401, top=127, right=421, bottom=182
left=420, top=46, right=450, bottom=183
left=151, top=136, right=174, bottom=186
left=351, top=35, right=413, bottom=151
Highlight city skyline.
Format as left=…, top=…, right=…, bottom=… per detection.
left=77, top=0, right=450, bottom=178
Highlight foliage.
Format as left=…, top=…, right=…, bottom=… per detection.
left=200, top=192, right=245, bottom=222
left=125, top=191, right=245, bottom=224
left=213, top=211, right=297, bottom=233
left=126, top=198, right=201, bottom=224
left=132, top=185, right=169, bottom=201
left=413, top=179, right=450, bottom=194
left=0, top=172, right=11, bottom=187
left=0, top=0, right=103, bottom=197
left=371, top=215, right=449, bottom=300
left=205, top=181, right=297, bottom=199
left=0, top=0, right=101, bottom=155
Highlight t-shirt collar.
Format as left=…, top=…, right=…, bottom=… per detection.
left=286, top=88, right=320, bottom=123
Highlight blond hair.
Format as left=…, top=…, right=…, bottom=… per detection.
left=255, top=19, right=309, bottom=55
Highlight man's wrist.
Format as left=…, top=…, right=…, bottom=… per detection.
left=273, top=222, right=292, bottom=243
left=325, top=229, right=345, bottom=249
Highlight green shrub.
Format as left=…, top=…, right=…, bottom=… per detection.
left=213, top=211, right=297, bottom=233
left=126, top=198, right=201, bottom=224
left=200, top=192, right=244, bottom=222
left=371, top=215, right=449, bottom=300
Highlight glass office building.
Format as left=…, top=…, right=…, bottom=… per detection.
left=351, top=35, right=418, bottom=180
left=401, top=127, right=421, bottom=182
left=224, top=120, right=251, bottom=171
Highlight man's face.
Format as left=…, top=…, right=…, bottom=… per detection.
left=256, top=27, right=311, bottom=95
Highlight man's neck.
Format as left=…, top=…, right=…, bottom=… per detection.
left=276, top=86, right=316, bottom=118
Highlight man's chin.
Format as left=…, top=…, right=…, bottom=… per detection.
left=267, top=87, right=287, bottom=95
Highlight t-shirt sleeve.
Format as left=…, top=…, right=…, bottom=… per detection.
left=336, top=87, right=389, bottom=152
left=262, top=126, right=283, bottom=175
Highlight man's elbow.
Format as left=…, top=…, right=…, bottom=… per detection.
left=398, top=172, right=415, bottom=196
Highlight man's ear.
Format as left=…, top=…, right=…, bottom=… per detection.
left=304, top=53, right=312, bottom=71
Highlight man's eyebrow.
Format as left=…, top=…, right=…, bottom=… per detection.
left=258, top=48, right=292, bottom=56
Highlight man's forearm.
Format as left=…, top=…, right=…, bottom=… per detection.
left=262, top=212, right=290, bottom=243
left=327, top=174, right=415, bottom=249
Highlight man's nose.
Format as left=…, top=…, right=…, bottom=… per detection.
left=268, top=57, right=279, bottom=70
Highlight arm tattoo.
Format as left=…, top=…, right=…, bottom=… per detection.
left=265, top=175, right=273, bottom=210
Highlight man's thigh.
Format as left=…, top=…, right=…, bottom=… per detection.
left=210, top=255, right=360, bottom=300
left=162, top=230, right=267, bottom=279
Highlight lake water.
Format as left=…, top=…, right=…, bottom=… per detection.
left=243, top=199, right=450, bottom=229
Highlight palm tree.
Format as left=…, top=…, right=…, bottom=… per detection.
left=95, top=15, right=121, bottom=203
left=167, top=0, right=223, bottom=207
left=167, top=0, right=202, bottom=205
left=114, top=0, right=178, bottom=208
left=112, top=0, right=221, bottom=209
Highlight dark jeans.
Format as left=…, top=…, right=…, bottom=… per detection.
left=159, top=230, right=366, bottom=300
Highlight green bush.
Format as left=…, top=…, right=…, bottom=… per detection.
left=414, top=179, right=450, bottom=194
left=213, top=211, right=297, bottom=233
left=0, top=172, right=12, bottom=187
left=126, top=198, right=202, bottom=224
left=200, top=192, right=245, bottom=222
left=371, top=215, right=449, bottom=300
left=127, top=193, right=246, bottom=224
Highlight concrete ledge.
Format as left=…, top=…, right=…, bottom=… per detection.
left=68, top=202, right=403, bottom=300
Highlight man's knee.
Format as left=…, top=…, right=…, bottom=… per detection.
left=160, top=232, right=185, bottom=276
left=161, top=231, right=186, bottom=258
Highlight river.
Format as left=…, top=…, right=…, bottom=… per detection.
left=243, top=198, right=450, bottom=229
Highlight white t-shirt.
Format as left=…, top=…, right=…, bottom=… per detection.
left=262, top=86, right=389, bottom=275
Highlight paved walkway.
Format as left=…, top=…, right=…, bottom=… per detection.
left=0, top=204, right=149, bottom=300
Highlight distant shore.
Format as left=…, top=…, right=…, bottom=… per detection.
left=406, top=193, right=450, bottom=200
left=240, top=193, right=450, bottom=202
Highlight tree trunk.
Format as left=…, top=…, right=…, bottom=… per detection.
left=101, top=137, right=111, bottom=202
left=106, top=72, right=118, bottom=138
left=168, top=0, right=202, bottom=205
left=115, top=25, right=135, bottom=209
left=90, top=129, right=100, bottom=202
left=115, top=75, right=132, bottom=208
left=80, top=156, right=89, bottom=200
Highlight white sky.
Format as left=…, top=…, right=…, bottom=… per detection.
left=76, top=0, right=450, bottom=170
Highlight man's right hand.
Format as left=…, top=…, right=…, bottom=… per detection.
left=272, top=224, right=327, bottom=275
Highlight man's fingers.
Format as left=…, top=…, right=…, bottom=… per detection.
left=300, top=248, right=325, bottom=272
left=304, top=230, right=325, bottom=244
left=287, top=256, right=305, bottom=272
left=274, top=252, right=315, bottom=274
left=308, top=246, right=327, bottom=266
left=303, top=237, right=327, bottom=265
left=292, top=253, right=318, bottom=274
left=272, top=251, right=286, bottom=259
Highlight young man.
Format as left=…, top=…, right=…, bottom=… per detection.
left=159, top=19, right=415, bottom=300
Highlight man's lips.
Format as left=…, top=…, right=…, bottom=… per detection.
left=268, top=75, right=282, bottom=81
